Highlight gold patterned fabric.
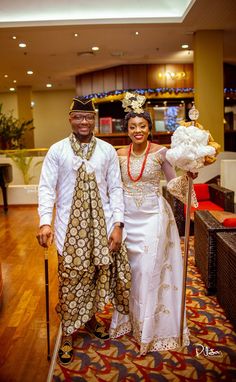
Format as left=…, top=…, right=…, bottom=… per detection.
left=56, top=133, right=131, bottom=336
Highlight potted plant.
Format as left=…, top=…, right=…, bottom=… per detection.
left=0, top=103, right=34, bottom=149
left=7, top=150, right=43, bottom=185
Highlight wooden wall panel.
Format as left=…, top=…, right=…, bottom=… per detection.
left=103, top=68, right=116, bottom=92
left=79, top=73, right=92, bottom=96
left=115, top=66, right=124, bottom=90
left=184, top=64, right=194, bottom=88
left=92, top=71, right=104, bottom=94
left=76, top=63, right=194, bottom=95
left=127, top=64, right=147, bottom=89
left=122, top=66, right=129, bottom=89
left=147, top=64, right=165, bottom=88
left=165, top=64, right=184, bottom=88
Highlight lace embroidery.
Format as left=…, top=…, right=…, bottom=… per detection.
left=109, top=321, right=132, bottom=339
left=110, top=314, right=190, bottom=355
left=160, top=263, right=172, bottom=282
left=135, top=312, right=189, bottom=354
left=155, top=304, right=170, bottom=317
left=119, top=152, right=163, bottom=208
left=167, top=175, right=198, bottom=207
left=158, top=283, right=170, bottom=300
left=140, top=333, right=190, bottom=355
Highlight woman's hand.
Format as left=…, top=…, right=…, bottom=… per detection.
left=36, top=224, right=54, bottom=247
left=187, top=171, right=198, bottom=180
left=108, top=226, right=122, bottom=252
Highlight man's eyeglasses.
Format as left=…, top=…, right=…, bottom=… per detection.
left=71, top=114, right=95, bottom=122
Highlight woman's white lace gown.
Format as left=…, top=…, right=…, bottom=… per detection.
left=109, top=148, right=189, bottom=355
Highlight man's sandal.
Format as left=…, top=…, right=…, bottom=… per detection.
left=58, top=339, right=74, bottom=365
left=85, top=322, right=109, bottom=340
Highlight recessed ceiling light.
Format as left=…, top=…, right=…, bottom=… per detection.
left=135, top=31, right=139, bottom=35
left=110, top=51, right=124, bottom=57
left=12, top=36, right=17, bottom=40
left=19, top=42, right=27, bottom=48
left=27, top=70, right=33, bottom=75
left=9, top=87, right=15, bottom=92
left=74, top=33, right=78, bottom=37
left=77, top=51, right=94, bottom=57
left=181, top=44, right=189, bottom=49
left=92, top=46, right=99, bottom=51
left=46, top=83, right=52, bottom=88
left=4, top=74, right=8, bottom=78
left=13, top=80, right=17, bottom=83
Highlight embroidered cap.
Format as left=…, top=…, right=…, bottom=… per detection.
left=69, top=97, right=96, bottom=114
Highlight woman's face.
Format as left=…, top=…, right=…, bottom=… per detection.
left=127, top=116, right=150, bottom=145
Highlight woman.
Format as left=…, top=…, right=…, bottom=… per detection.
left=109, top=93, right=190, bottom=355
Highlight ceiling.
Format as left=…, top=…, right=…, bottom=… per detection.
left=0, top=0, right=236, bottom=94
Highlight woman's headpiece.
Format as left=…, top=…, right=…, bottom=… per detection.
left=121, top=92, right=146, bottom=113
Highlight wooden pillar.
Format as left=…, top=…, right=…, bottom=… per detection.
left=194, top=30, right=224, bottom=149
left=17, top=86, right=34, bottom=148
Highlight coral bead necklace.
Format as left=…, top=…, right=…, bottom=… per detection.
left=127, top=141, right=151, bottom=182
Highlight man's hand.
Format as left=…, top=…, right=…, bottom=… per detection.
left=36, top=225, right=54, bottom=248
left=108, top=226, right=122, bottom=252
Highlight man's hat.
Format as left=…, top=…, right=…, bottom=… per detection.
left=69, top=97, right=96, bottom=114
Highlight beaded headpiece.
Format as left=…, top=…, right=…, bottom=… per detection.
left=121, top=92, right=146, bottom=113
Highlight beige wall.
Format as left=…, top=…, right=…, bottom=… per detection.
left=33, top=89, right=75, bottom=148
left=0, top=89, right=75, bottom=148
left=0, top=93, right=18, bottom=117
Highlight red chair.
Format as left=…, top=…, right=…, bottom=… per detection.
left=184, top=183, right=225, bottom=216
left=163, top=183, right=235, bottom=236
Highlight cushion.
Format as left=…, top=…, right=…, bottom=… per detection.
left=184, top=201, right=224, bottom=216
left=194, top=184, right=210, bottom=201
left=223, top=218, right=236, bottom=227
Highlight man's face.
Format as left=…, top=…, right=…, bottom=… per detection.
left=69, top=112, right=95, bottom=141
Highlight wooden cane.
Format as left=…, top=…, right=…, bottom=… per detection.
left=179, top=175, right=193, bottom=346
left=44, top=247, right=51, bottom=360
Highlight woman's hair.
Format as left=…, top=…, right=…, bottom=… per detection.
left=123, top=111, right=153, bottom=140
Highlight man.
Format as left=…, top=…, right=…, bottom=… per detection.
left=37, top=97, right=131, bottom=365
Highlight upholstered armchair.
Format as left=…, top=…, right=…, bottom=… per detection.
left=162, top=183, right=235, bottom=237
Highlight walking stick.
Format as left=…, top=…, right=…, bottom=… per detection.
left=44, top=247, right=51, bottom=360
left=179, top=175, right=193, bottom=346
left=179, top=105, right=200, bottom=346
